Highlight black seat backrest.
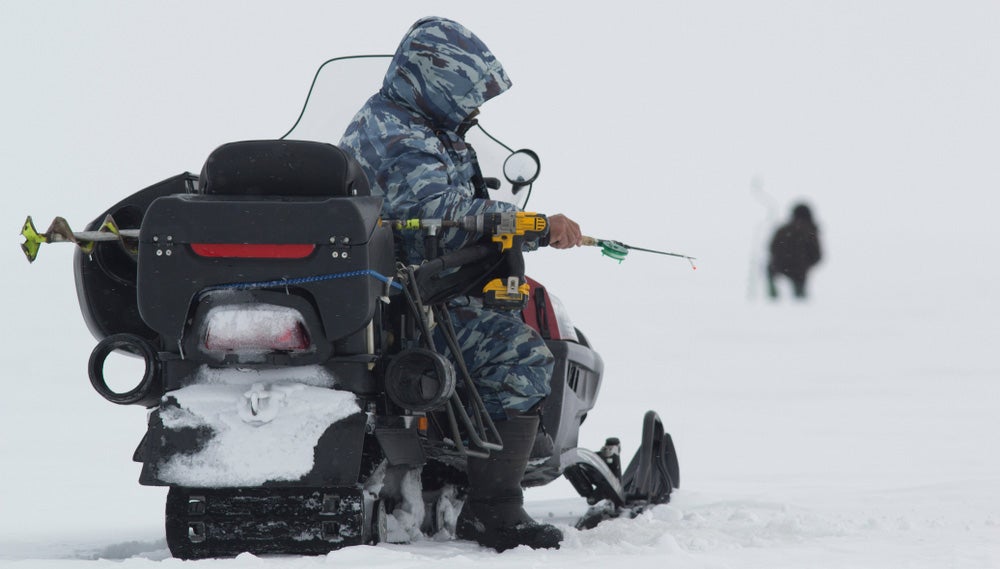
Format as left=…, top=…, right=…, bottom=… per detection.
left=198, top=140, right=371, bottom=197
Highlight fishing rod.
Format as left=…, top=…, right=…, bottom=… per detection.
left=581, top=236, right=697, bottom=269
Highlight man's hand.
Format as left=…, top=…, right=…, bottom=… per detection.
left=547, top=214, right=582, bottom=249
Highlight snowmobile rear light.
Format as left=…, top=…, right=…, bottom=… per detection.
left=190, top=243, right=316, bottom=259
left=203, top=305, right=312, bottom=353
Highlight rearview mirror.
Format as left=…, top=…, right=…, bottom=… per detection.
left=503, top=149, right=540, bottom=195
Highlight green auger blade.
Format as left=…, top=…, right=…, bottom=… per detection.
left=19, top=214, right=140, bottom=263
left=20, top=216, right=46, bottom=263
left=19, top=215, right=96, bottom=263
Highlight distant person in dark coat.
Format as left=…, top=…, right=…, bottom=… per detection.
left=768, top=203, right=822, bottom=299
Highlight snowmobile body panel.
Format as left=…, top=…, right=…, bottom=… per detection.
left=73, top=173, right=198, bottom=343
left=136, top=396, right=368, bottom=488
left=522, top=338, right=604, bottom=487
left=137, top=194, right=394, bottom=348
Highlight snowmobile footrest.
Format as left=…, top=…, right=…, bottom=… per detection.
left=560, top=448, right=625, bottom=507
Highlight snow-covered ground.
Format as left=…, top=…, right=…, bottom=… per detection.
left=2, top=1, right=999, bottom=567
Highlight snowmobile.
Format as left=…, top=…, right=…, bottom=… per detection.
left=22, top=139, right=679, bottom=559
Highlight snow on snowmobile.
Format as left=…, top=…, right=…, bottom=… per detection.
left=21, top=139, right=680, bottom=559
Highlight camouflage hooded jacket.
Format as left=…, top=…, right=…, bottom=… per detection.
left=340, top=17, right=519, bottom=263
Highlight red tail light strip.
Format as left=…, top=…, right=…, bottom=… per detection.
left=191, top=243, right=316, bottom=259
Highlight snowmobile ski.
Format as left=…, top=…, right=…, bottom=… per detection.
left=574, top=410, right=680, bottom=530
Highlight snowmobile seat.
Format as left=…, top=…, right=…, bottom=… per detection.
left=198, top=140, right=371, bottom=198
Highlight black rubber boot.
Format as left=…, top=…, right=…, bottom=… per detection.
left=456, top=414, right=563, bottom=552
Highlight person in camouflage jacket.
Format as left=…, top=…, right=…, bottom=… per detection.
left=340, top=16, right=580, bottom=552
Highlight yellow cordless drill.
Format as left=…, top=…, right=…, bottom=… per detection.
left=454, top=212, right=548, bottom=309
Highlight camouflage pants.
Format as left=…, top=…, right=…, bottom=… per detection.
left=434, top=298, right=553, bottom=420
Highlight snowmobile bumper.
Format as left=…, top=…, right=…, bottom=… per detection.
left=135, top=404, right=368, bottom=488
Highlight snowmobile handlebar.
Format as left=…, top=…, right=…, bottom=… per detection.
left=410, top=243, right=513, bottom=307
left=390, top=212, right=544, bottom=309
left=423, top=242, right=498, bottom=272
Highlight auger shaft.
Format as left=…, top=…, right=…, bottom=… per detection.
left=20, top=215, right=139, bottom=263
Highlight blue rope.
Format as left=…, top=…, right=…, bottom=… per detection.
left=214, top=269, right=403, bottom=291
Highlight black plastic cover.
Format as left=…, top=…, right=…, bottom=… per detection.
left=374, top=427, right=426, bottom=467
left=74, top=173, right=198, bottom=342
left=136, top=194, right=393, bottom=347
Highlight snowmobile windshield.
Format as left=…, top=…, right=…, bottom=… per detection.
left=380, top=17, right=512, bottom=130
